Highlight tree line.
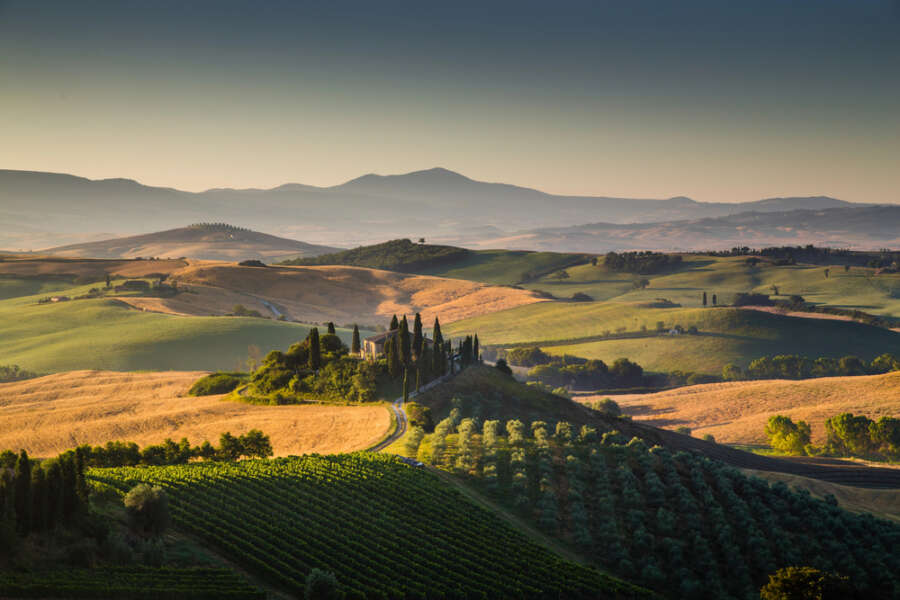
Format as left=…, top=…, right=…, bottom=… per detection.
left=599, top=251, right=683, bottom=274
left=766, top=413, right=900, bottom=460
left=724, top=353, right=899, bottom=381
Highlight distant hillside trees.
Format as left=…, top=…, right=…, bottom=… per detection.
left=723, top=353, right=899, bottom=381
left=602, top=251, right=682, bottom=274
left=0, top=365, right=39, bottom=383
left=280, top=238, right=471, bottom=272
left=765, top=413, right=900, bottom=461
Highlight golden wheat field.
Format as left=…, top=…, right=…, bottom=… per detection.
left=577, top=371, right=900, bottom=445
left=0, top=371, right=391, bottom=457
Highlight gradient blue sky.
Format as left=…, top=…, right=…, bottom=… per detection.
left=1, top=0, right=898, bottom=202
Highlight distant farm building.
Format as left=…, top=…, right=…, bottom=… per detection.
left=363, top=330, right=432, bottom=359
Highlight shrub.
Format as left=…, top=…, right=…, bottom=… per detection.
left=188, top=373, right=245, bottom=396
left=760, top=566, right=851, bottom=600
left=124, top=484, right=169, bottom=537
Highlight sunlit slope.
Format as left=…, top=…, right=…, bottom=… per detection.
left=580, top=371, right=900, bottom=444
left=0, top=370, right=390, bottom=457
left=0, top=288, right=338, bottom=373
left=446, top=304, right=899, bottom=374
left=522, top=255, right=900, bottom=318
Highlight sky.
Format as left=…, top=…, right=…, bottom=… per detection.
left=1, top=0, right=899, bottom=203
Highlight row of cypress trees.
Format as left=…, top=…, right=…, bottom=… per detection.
left=0, top=449, right=88, bottom=550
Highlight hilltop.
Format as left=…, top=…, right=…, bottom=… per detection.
left=43, top=223, right=340, bottom=261
left=283, top=238, right=590, bottom=284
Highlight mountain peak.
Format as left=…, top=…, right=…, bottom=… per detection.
left=339, top=167, right=472, bottom=188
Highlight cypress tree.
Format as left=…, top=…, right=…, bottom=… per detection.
left=712, top=294, right=717, bottom=306
left=702, top=291, right=708, bottom=306
left=402, top=368, right=409, bottom=403
left=416, top=361, right=422, bottom=392
left=61, top=454, right=78, bottom=519
left=326, top=322, right=336, bottom=335
left=389, top=315, right=399, bottom=330
left=351, top=325, right=361, bottom=355
left=14, top=450, right=31, bottom=535
left=386, top=336, right=400, bottom=378
left=31, top=466, right=47, bottom=532
left=413, top=313, right=423, bottom=358
left=432, top=317, right=443, bottom=347
left=308, top=328, right=321, bottom=371
left=399, top=316, right=411, bottom=366
left=74, top=447, right=88, bottom=503
left=473, top=334, right=480, bottom=363
left=45, top=460, right=63, bottom=530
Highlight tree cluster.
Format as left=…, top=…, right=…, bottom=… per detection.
left=0, top=364, right=39, bottom=383
left=723, top=353, right=898, bottom=381
left=56, top=430, right=274, bottom=468
left=602, top=251, right=682, bottom=274
left=0, top=449, right=88, bottom=553
left=281, top=238, right=470, bottom=272
left=765, top=413, right=900, bottom=461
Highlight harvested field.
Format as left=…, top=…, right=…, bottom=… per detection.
left=578, top=371, right=900, bottom=445
left=0, top=371, right=391, bottom=457
left=165, top=263, right=546, bottom=324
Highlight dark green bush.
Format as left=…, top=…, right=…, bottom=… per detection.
left=188, top=373, right=245, bottom=396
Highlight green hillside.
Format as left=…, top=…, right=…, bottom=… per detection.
left=523, top=255, right=900, bottom=318
left=0, top=283, right=361, bottom=373
left=281, top=238, right=588, bottom=285
left=90, top=453, right=651, bottom=599
left=445, top=305, right=900, bottom=374
left=399, top=412, right=900, bottom=599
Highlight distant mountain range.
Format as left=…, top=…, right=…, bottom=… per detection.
left=44, top=224, right=340, bottom=262
left=0, top=167, right=893, bottom=252
left=483, top=206, right=900, bottom=253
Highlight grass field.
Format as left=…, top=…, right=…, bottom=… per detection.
left=416, top=249, right=589, bottom=285
left=743, top=469, right=900, bottom=523
left=446, top=303, right=899, bottom=374
left=0, top=281, right=358, bottom=372
left=0, top=370, right=391, bottom=457
left=578, top=371, right=900, bottom=445
left=522, top=255, right=900, bottom=317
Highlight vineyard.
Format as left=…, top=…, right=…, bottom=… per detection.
left=0, top=567, right=263, bottom=599
left=88, top=453, right=652, bottom=600
left=405, top=411, right=900, bottom=599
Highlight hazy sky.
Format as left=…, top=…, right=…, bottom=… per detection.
left=2, top=0, right=899, bottom=202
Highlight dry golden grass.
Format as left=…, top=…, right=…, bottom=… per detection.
left=0, top=371, right=391, bottom=457
left=0, top=256, right=545, bottom=325
left=743, top=469, right=900, bottom=522
left=164, top=263, right=546, bottom=324
left=0, top=256, right=188, bottom=279
left=577, top=371, right=900, bottom=445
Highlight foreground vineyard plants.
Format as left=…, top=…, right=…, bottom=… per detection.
left=89, top=453, right=652, bottom=600
left=410, top=415, right=900, bottom=599
left=0, top=567, right=263, bottom=599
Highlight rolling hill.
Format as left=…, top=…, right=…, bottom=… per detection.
left=485, top=206, right=900, bottom=253
left=445, top=304, right=900, bottom=374
left=44, top=223, right=340, bottom=261
left=284, top=238, right=590, bottom=285
left=0, top=370, right=390, bottom=458
left=0, top=167, right=880, bottom=252
left=579, top=371, right=900, bottom=445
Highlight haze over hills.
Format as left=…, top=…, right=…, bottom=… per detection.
left=44, top=223, right=341, bottom=262
left=1, top=167, right=886, bottom=252
left=486, top=206, right=900, bottom=253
